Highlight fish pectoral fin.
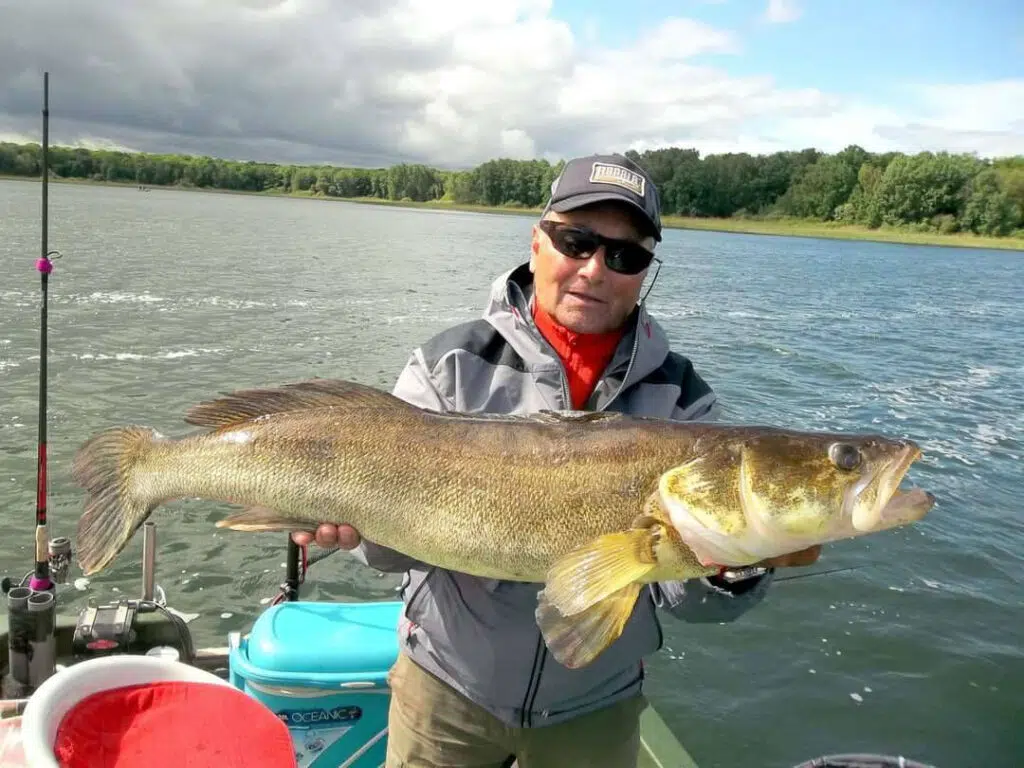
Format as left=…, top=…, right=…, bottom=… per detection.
left=185, top=378, right=410, bottom=428
left=215, top=507, right=317, bottom=533
left=542, top=529, right=658, bottom=618
left=536, top=582, right=643, bottom=669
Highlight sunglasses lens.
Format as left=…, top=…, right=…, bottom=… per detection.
left=544, top=222, right=653, bottom=276
left=605, top=246, right=653, bottom=276
left=552, top=228, right=599, bottom=259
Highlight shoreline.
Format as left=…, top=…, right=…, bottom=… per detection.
left=3, top=174, right=1022, bottom=251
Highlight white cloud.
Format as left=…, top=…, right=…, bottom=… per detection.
left=635, top=18, right=740, bottom=59
left=761, top=80, right=1024, bottom=158
left=913, top=79, right=1024, bottom=135
left=0, top=1, right=1018, bottom=168
left=763, top=0, right=802, bottom=24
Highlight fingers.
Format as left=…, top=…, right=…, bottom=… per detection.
left=335, top=524, right=361, bottom=550
left=290, top=524, right=362, bottom=550
left=789, top=544, right=822, bottom=567
left=314, top=523, right=339, bottom=548
left=758, top=544, right=823, bottom=569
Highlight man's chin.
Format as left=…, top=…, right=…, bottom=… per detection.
left=554, top=307, right=622, bottom=335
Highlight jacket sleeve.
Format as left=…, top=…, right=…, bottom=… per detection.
left=348, top=348, right=452, bottom=573
left=654, top=362, right=774, bottom=622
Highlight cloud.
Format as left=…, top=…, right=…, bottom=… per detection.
left=0, top=1, right=1019, bottom=169
left=763, top=0, right=802, bottom=24
left=706, top=80, right=1024, bottom=159
left=870, top=80, right=1024, bottom=157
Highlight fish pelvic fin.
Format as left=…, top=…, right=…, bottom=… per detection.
left=536, top=582, right=643, bottom=669
left=72, top=426, right=161, bottom=576
left=216, top=506, right=318, bottom=533
left=541, top=529, right=658, bottom=618
left=184, top=378, right=410, bottom=429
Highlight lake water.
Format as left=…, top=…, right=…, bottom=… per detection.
left=1, top=179, right=1021, bottom=767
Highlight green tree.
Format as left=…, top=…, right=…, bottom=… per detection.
left=961, top=170, right=1021, bottom=236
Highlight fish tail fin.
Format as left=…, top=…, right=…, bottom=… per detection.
left=536, top=529, right=658, bottom=668
left=72, top=426, right=162, bottom=576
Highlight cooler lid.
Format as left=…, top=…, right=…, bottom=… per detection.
left=246, top=600, right=401, bottom=679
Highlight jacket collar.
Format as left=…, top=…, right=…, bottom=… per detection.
left=482, top=262, right=673, bottom=410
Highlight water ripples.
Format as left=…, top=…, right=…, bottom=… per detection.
left=1, top=180, right=1021, bottom=767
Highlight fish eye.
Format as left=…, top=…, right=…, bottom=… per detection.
left=829, top=442, right=862, bottom=471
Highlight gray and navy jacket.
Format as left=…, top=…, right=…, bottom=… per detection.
left=352, top=262, right=774, bottom=728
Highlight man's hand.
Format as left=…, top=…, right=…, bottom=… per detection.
left=756, top=544, right=822, bottom=569
left=291, top=524, right=361, bottom=550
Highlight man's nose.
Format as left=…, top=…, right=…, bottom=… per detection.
left=577, top=246, right=610, bottom=279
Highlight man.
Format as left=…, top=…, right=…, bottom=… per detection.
left=294, top=153, right=820, bottom=767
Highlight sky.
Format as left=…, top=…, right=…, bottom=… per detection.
left=0, top=0, right=1021, bottom=169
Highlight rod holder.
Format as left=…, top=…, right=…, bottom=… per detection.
left=27, top=590, right=56, bottom=688
left=142, top=521, right=156, bottom=601
left=3, top=588, right=32, bottom=696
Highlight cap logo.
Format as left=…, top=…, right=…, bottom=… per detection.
left=589, top=162, right=645, bottom=197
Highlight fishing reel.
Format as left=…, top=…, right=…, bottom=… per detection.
left=48, top=536, right=73, bottom=584
left=1, top=535, right=73, bottom=596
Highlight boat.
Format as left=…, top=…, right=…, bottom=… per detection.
left=0, top=521, right=700, bottom=767
left=0, top=73, right=934, bottom=768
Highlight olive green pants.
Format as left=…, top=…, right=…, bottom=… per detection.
left=385, top=652, right=645, bottom=768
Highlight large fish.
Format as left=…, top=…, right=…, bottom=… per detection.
left=72, top=378, right=935, bottom=668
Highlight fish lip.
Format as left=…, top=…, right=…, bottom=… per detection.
left=855, top=441, right=927, bottom=530
left=878, top=486, right=936, bottom=526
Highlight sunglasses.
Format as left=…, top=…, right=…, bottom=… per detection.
left=538, top=220, right=655, bottom=276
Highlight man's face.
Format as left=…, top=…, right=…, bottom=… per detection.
left=529, top=203, right=655, bottom=334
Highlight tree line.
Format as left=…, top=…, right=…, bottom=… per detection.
left=1, top=141, right=1021, bottom=238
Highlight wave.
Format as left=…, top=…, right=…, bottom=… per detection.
left=6, top=348, right=229, bottom=364
left=74, top=347, right=227, bottom=361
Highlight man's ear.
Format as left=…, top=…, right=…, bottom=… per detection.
left=529, top=225, right=540, bottom=272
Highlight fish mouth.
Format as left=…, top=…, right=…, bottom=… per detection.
left=852, top=442, right=934, bottom=531
left=877, top=486, right=936, bottom=527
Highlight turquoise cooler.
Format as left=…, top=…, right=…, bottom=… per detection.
left=228, top=600, right=402, bottom=767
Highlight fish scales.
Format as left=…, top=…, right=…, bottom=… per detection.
left=126, top=406, right=706, bottom=581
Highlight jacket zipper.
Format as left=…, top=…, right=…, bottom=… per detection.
left=518, top=306, right=640, bottom=727
left=510, top=311, right=567, bottom=729
left=520, top=634, right=545, bottom=727
left=597, top=323, right=641, bottom=412
left=524, top=636, right=549, bottom=726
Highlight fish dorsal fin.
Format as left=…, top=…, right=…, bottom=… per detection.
left=538, top=410, right=625, bottom=423
left=435, top=409, right=627, bottom=425
left=184, top=378, right=409, bottom=429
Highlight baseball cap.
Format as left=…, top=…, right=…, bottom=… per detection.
left=542, top=153, right=662, bottom=242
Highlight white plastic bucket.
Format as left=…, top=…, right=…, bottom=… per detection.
left=20, top=654, right=230, bottom=768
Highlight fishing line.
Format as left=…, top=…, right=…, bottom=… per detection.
left=774, top=564, right=872, bottom=583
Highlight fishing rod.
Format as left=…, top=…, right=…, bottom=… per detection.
left=33, top=71, right=55, bottom=592
left=30, top=71, right=70, bottom=594
left=1, top=72, right=70, bottom=699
